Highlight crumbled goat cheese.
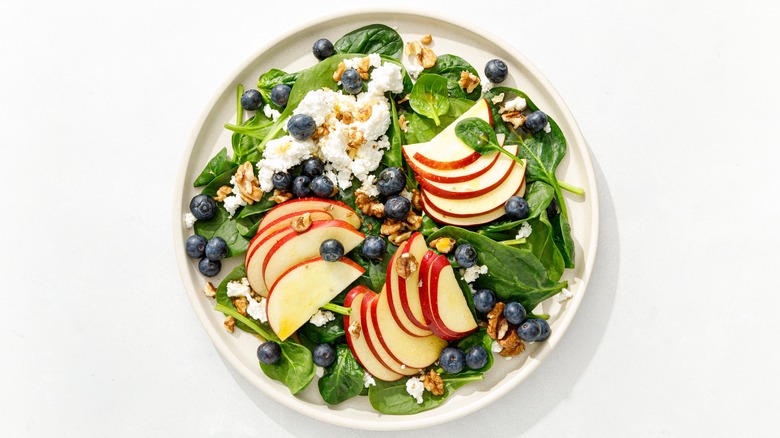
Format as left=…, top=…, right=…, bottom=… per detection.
left=491, top=340, right=503, bottom=353
left=363, top=372, right=376, bottom=388
left=357, top=174, right=380, bottom=198
left=399, top=188, right=413, bottom=200
left=491, top=92, right=505, bottom=104
left=516, top=222, right=533, bottom=239
left=367, top=63, right=404, bottom=95
left=482, top=79, right=493, bottom=92
left=309, top=310, right=335, bottom=327
left=404, top=62, right=424, bottom=80
left=263, top=105, right=281, bottom=121
left=256, top=136, right=317, bottom=191
left=344, top=54, right=382, bottom=70
left=406, top=377, right=425, bottom=404
left=222, top=175, right=248, bottom=217
left=461, top=264, right=488, bottom=283
left=543, top=123, right=552, bottom=134
left=184, top=213, right=197, bottom=228
left=557, top=287, right=573, bottom=303
left=503, top=96, right=527, bottom=112
left=226, top=277, right=267, bottom=322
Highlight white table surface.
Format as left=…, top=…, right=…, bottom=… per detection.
left=2, top=0, right=779, bottom=436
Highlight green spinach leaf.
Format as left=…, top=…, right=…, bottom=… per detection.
left=194, top=205, right=249, bottom=257
left=318, top=345, right=365, bottom=405
left=455, top=328, right=493, bottom=374
left=382, top=96, right=404, bottom=169
left=334, top=24, right=404, bottom=59
left=405, top=97, right=474, bottom=143
left=525, top=212, right=565, bottom=282
left=260, top=340, right=317, bottom=395
left=423, top=54, right=482, bottom=100
left=193, top=148, right=234, bottom=187
left=455, top=117, right=524, bottom=165
left=298, top=318, right=345, bottom=344
left=550, top=212, right=575, bottom=268
left=200, top=165, right=238, bottom=197
left=409, top=74, right=450, bottom=126
left=257, top=68, right=300, bottom=106
left=368, top=374, right=483, bottom=415
left=225, top=112, right=274, bottom=163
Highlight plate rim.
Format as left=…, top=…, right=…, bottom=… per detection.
left=172, top=7, right=600, bottom=431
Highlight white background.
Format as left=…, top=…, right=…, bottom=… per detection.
left=2, top=0, right=779, bottom=436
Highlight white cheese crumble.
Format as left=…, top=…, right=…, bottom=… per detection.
left=263, top=105, right=281, bottom=121
left=516, top=222, right=533, bottom=239
left=357, top=174, right=380, bottom=198
left=222, top=175, right=248, bottom=217
left=399, top=188, right=413, bottom=201
left=226, top=278, right=268, bottom=322
left=543, top=122, right=552, bottom=134
left=482, top=79, right=494, bottom=92
left=406, top=377, right=425, bottom=404
left=461, top=264, right=488, bottom=283
left=490, top=92, right=505, bottom=104
left=503, top=96, right=527, bottom=112
left=363, top=372, right=376, bottom=388
left=309, top=310, right=335, bottom=327
left=556, top=287, right=573, bottom=303
left=367, top=63, right=404, bottom=95
left=491, top=340, right=503, bottom=353
left=184, top=213, right=197, bottom=228
left=402, top=61, right=424, bottom=80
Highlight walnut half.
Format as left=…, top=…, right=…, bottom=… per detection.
left=421, top=369, right=444, bottom=396
left=395, top=252, right=418, bottom=280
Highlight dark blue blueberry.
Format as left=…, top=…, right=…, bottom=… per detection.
left=473, top=289, right=497, bottom=314
left=536, top=318, right=551, bottom=342
left=384, top=196, right=411, bottom=221
left=198, top=257, right=221, bottom=277
left=503, top=302, right=527, bottom=325
left=271, top=84, right=291, bottom=107
left=288, top=114, right=316, bottom=141
left=257, top=341, right=281, bottom=364
left=439, top=347, right=465, bottom=374
left=454, top=243, right=478, bottom=268
left=546, top=198, right=559, bottom=219
left=517, top=319, right=542, bottom=342
left=312, top=38, right=335, bottom=60
left=465, top=345, right=488, bottom=370
left=312, top=343, right=337, bottom=367
left=484, top=59, right=509, bottom=83
left=302, top=157, right=325, bottom=178
left=319, top=239, right=345, bottom=262
left=377, top=167, right=405, bottom=196
left=524, top=110, right=548, bottom=133
left=240, top=89, right=262, bottom=111
left=504, top=196, right=530, bottom=220
left=185, top=234, right=207, bottom=259
left=205, top=237, right=228, bottom=261
left=310, top=175, right=335, bottom=198
left=292, top=175, right=312, bottom=198
left=361, top=235, right=387, bottom=259
left=189, top=194, right=217, bottom=220
left=272, top=171, right=293, bottom=191
left=341, top=68, right=363, bottom=95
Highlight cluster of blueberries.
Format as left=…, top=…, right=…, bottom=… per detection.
left=483, top=58, right=549, bottom=134
left=258, top=339, right=337, bottom=368
left=273, top=156, right=335, bottom=200
left=474, top=288, right=551, bottom=345
left=185, top=194, right=228, bottom=277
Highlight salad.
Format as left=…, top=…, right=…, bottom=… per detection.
left=182, top=24, right=584, bottom=415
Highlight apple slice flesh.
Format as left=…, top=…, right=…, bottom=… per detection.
left=245, top=226, right=296, bottom=296
left=403, top=133, right=507, bottom=183
left=246, top=210, right=333, bottom=263
left=361, top=288, right=421, bottom=376
left=262, top=220, right=364, bottom=291
left=422, top=180, right=527, bottom=226
left=397, top=233, right=432, bottom=330
left=267, top=257, right=364, bottom=341
left=425, top=255, right=478, bottom=340
left=385, top=242, right=432, bottom=337
left=344, top=287, right=404, bottom=382
left=257, top=198, right=361, bottom=231
left=418, top=144, right=519, bottom=199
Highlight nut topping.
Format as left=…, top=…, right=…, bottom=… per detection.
left=458, top=71, right=480, bottom=94
left=203, top=282, right=217, bottom=298
left=421, top=369, right=444, bottom=396
left=398, top=114, right=409, bottom=132
left=420, top=34, right=433, bottom=45
left=388, top=230, right=413, bottom=246
left=291, top=212, right=313, bottom=233
left=501, top=111, right=526, bottom=129
left=348, top=321, right=361, bottom=339
left=417, top=47, right=437, bottom=69
left=429, top=237, right=456, bottom=254
left=213, top=185, right=233, bottom=202
left=224, top=316, right=236, bottom=333
left=270, top=189, right=293, bottom=204
left=333, top=62, right=347, bottom=81
left=232, top=296, right=248, bottom=316
left=395, top=252, right=419, bottom=280
left=234, top=162, right=263, bottom=204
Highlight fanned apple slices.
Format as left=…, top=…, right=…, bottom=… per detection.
left=419, top=253, right=478, bottom=341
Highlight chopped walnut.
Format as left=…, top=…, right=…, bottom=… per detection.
left=355, top=191, right=384, bottom=218
left=234, top=162, right=264, bottom=204
left=388, top=230, right=412, bottom=246
left=404, top=211, right=422, bottom=231
left=398, top=114, right=409, bottom=132
left=421, top=369, right=444, bottom=396
left=270, top=189, right=293, bottom=204
left=486, top=302, right=506, bottom=340
left=357, top=56, right=371, bottom=80
left=501, top=111, right=526, bottom=129
left=411, top=189, right=423, bottom=211
left=346, top=128, right=366, bottom=158
left=458, top=71, right=480, bottom=94
left=429, top=237, right=456, bottom=254
left=224, top=316, right=236, bottom=333
left=313, top=124, right=330, bottom=141
left=380, top=219, right=403, bottom=236
left=232, top=296, right=248, bottom=316
left=341, top=111, right=354, bottom=125
left=333, top=62, right=347, bottom=81
left=497, top=318, right=510, bottom=340
left=417, top=47, right=437, bottom=69
left=405, top=40, right=422, bottom=56
left=397, top=94, right=410, bottom=104
left=203, top=282, right=216, bottom=298
left=420, top=34, right=433, bottom=45
left=491, top=92, right=505, bottom=104
left=348, top=321, right=361, bottom=339
left=498, top=331, right=525, bottom=357
left=395, top=252, right=419, bottom=280
left=291, top=212, right=313, bottom=232
left=213, top=185, right=232, bottom=202
left=357, top=105, right=373, bottom=122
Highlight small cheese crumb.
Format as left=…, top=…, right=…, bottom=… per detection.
left=363, top=372, right=376, bottom=388
left=543, top=123, right=552, bottom=134
left=263, top=105, right=281, bottom=121
left=503, top=96, right=527, bottom=112
left=399, top=188, right=413, bottom=201
left=406, top=377, right=425, bottom=404
left=404, top=62, right=424, bottom=80
left=516, top=222, right=532, bottom=239
left=309, top=310, right=336, bottom=327
left=461, top=264, right=488, bottom=283
left=491, top=340, right=503, bottom=353
left=401, top=364, right=406, bottom=369
left=357, top=174, right=380, bottom=198
left=556, top=287, right=573, bottom=303
left=482, top=79, right=494, bottom=93
left=184, top=213, right=197, bottom=228
left=226, top=278, right=267, bottom=322
left=490, top=92, right=505, bottom=104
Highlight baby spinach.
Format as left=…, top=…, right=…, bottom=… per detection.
left=550, top=212, right=575, bottom=268
left=194, top=205, right=249, bottom=257
left=368, top=374, right=483, bottom=415
left=427, top=227, right=567, bottom=311
left=382, top=96, right=404, bottom=169
left=298, top=318, right=345, bottom=344
left=200, top=165, right=238, bottom=197
left=423, top=54, right=482, bottom=101
left=260, top=340, right=317, bottom=395
left=318, top=345, right=365, bottom=405
left=257, top=68, right=300, bottom=106
left=455, top=328, right=493, bottom=374
left=420, top=214, right=441, bottom=237
left=455, top=117, right=525, bottom=166
left=225, top=112, right=275, bottom=163
left=410, top=74, right=450, bottom=126
left=405, top=97, right=474, bottom=143
left=335, top=24, right=403, bottom=59
left=193, top=148, right=234, bottom=187
left=525, top=212, right=565, bottom=282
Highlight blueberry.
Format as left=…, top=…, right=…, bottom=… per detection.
left=320, top=239, right=344, bottom=262
left=361, top=235, right=387, bottom=259
left=310, top=175, right=335, bottom=198
left=484, top=59, right=509, bottom=83
left=272, top=171, right=293, bottom=191
left=546, top=198, right=559, bottom=219
left=341, top=68, right=363, bottom=95
left=198, top=258, right=221, bottom=277
left=205, top=237, right=228, bottom=261
left=312, top=343, right=337, bottom=367
left=517, top=319, right=542, bottom=342
left=377, top=167, right=405, bottom=196
left=257, top=341, right=282, bottom=364
left=384, top=196, right=411, bottom=221
left=302, top=157, right=325, bottom=178
left=312, top=38, right=335, bottom=60
left=504, top=196, right=530, bottom=220
left=524, top=110, right=548, bottom=133
left=473, top=289, right=497, bottom=314
left=240, top=89, right=262, bottom=111
left=454, top=243, right=478, bottom=268
left=185, top=234, right=207, bottom=259
left=503, top=302, right=527, bottom=325
left=189, top=194, right=217, bottom=220
left=465, top=345, right=488, bottom=370
left=271, top=84, right=291, bottom=107
left=439, top=347, right=465, bottom=374
left=292, top=175, right=312, bottom=198
left=288, top=114, right=316, bottom=141
left=536, top=318, right=551, bottom=342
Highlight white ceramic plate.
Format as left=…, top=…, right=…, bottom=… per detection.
left=173, top=9, right=599, bottom=431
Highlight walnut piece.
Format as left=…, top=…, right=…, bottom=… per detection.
left=213, top=185, right=232, bottom=202
left=380, top=219, right=403, bottom=236
left=357, top=105, right=373, bottom=122
left=234, top=162, right=263, bottom=204
left=417, top=47, right=437, bottom=69
left=421, top=369, right=444, bottom=396
left=357, top=56, right=371, bottom=80
left=501, top=111, right=526, bottom=130
left=498, top=330, right=525, bottom=357
left=333, top=62, right=347, bottom=81
left=486, top=302, right=506, bottom=340
left=203, top=282, right=216, bottom=298
left=411, top=189, right=423, bottom=211
left=420, top=34, right=433, bottom=45
left=348, top=321, right=361, bottom=339
left=404, top=211, right=422, bottom=231
left=341, top=111, right=354, bottom=125
left=232, top=296, right=248, bottom=316
left=291, top=212, right=313, bottom=232
left=355, top=191, right=384, bottom=218
left=497, top=318, right=510, bottom=340
left=458, top=71, right=480, bottom=94
left=270, top=189, right=293, bottom=204
left=405, top=40, right=422, bottom=56
left=388, top=230, right=412, bottom=246
left=395, top=252, right=419, bottom=280
left=224, top=316, right=236, bottom=333
left=346, top=128, right=366, bottom=158
left=398, top=114, right=409, bottom=132
left=429, top=237, right=456, bottom=254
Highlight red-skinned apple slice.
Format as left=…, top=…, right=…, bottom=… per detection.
left=361, top=288, right=420, bottom=376
left=245, top=226, right=297, bottom=296
left=404, top=134, right=508, bottom=183
left=261, top=220, right=364, bottom=291
left=266, top=257, right=364, bottom=341
left=343, top=287, right=404, bottom=382
left=385, top=242, right=432, bottom=337
left=421, top=255, right=478, bottom=340
left=422, top=180, right=527, bottom=227
left=396, top=233, right=433, bottom=330
left=257, top=198, right=361, bottom=232
left=245, top=210, right=333, bottom=263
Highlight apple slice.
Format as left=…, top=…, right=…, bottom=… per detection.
left=420, top=255, right=478, bottom=341
left=396, top=233, right=433, bottom=330
left=385, top=242, right=432, bottom=338
left=404, top=134, right=508, bottom=183
left=262, top=220, right=364, bottom=291
left=361, top=288, right=421, bottom=376
left=344, top=287, right=404, bottom=382
left=418, top=144, right=519, bottom=199
left=245, top=226, right=297, bottom=296
left=371, top=292, right=448, bottom=369
left=422, top=180, right=527, bottom=227
left=267, top=257, right=364, bottom=341
left=257, top=198, right=361, bottom=232
left=246, top=210, right=333, bottom=263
